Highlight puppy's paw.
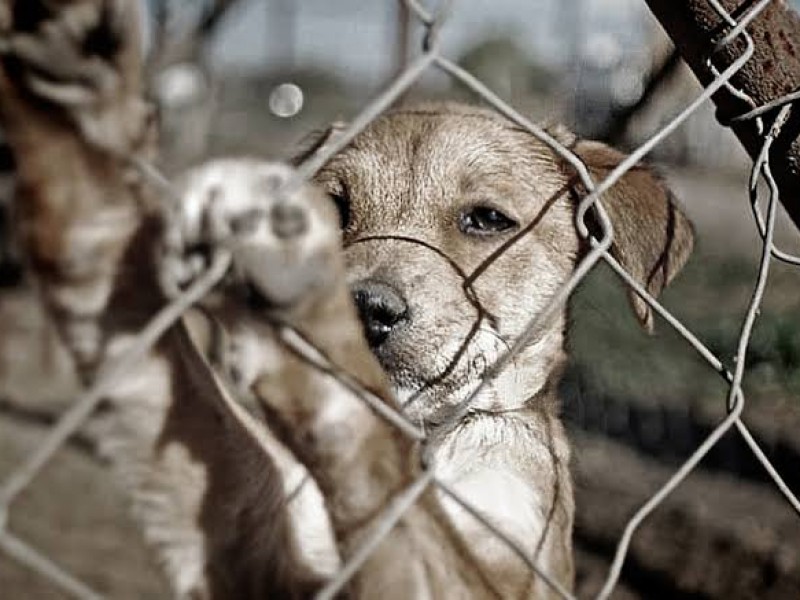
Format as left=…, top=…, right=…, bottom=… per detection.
left=160, top=159, right=342, bottom=311
left=0, top=0, right=149, bottom=154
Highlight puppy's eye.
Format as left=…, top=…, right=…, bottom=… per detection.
left=459, top=206, right=518, bottom=236
left=328, top=189, right=351, bottom=229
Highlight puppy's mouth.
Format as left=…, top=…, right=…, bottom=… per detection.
left=348, top=276, right=502, bottom=420
left=358, top=329, right=422, bottom=394
left=354, top=313, right=497, bottom=420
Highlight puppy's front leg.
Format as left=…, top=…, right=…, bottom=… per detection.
left=210, top=182, right=503, bottom=598
left=254, top=320, right=504, bottom=598
left=0, top=0, right=154, bottom=374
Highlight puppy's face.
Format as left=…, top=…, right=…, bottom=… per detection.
left=311, top=103, right=693, bottom=424
left=313, top=106, right=578, bottom=421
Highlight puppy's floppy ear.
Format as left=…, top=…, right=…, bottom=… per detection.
left=571, top=140, right=694, bottom=333
left=291, top=122, right=348, bottom=167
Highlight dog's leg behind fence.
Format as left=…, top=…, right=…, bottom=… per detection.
left=0, top=1, right=158, bottom=595
left=0, top=3, right=346, bottom=597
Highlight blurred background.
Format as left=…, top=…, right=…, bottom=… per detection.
left=1, top=0, right=800, bottom=598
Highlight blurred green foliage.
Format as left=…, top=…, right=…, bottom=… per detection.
left=567, top=248, right=800, bottom=414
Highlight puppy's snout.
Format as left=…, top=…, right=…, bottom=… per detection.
left=270, top=202, right=308, bottom=239
left=352, top=280, right=408, bottom=348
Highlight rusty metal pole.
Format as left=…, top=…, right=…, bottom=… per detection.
left=644, top=0, right=800, bottom=231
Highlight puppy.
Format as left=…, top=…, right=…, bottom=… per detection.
left=302, top=104, right=694, bottom=597
left=0, top=1, right=693, bottom=598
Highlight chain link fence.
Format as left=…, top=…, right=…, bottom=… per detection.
left=0, top=0, right=799, bottom=598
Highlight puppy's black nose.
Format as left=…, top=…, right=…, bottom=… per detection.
left=352, top=280, right=408, bottom=348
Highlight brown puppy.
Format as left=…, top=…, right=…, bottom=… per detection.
left=301, top=104, right=693, bottom=596
left=0, top=1, right=693, bottom=598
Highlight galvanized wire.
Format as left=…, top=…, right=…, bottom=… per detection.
left=0, top=532, right=104, bottom=600
left=1, top=0, right=799, bottom=598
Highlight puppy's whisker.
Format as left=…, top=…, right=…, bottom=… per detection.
left=344, top=233, right=498, bottom=324
left=478, top=327, right=513, bottom=354
left=401, top=312, right=486, bottom=410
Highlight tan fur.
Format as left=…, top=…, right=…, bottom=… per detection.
left=0, top=1, right=693, bottom=598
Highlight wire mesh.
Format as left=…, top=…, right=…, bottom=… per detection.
left=0, top=0, right=799, bottom=598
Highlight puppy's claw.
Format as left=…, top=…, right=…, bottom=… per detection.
left=0, top=0, right=144, bottom=154
left=5, top=0, right=123, bottom=86
left=25, top=73, right=97, bottom=106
